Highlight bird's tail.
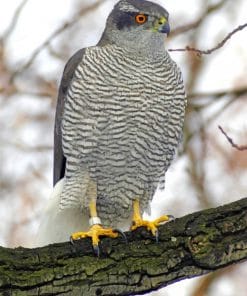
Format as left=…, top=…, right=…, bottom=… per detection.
left=34, top=178, right=89, bottom=247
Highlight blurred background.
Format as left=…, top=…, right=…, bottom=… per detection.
left=0, top=0, right=246, bottom=295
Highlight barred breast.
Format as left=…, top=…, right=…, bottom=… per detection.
left=61, top=44, right=185, bottom=226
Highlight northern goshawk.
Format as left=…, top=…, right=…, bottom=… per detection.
left=37, top=0, right=186, bottom=252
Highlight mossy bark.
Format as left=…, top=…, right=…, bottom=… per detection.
left=0, top=198, right=246, bottom=296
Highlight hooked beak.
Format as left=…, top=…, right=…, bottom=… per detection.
left=154, top=16, right=170, bottom=36
left=158, top=22, right=170, bottom=35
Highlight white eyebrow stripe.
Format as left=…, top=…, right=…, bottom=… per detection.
left=118, top=2, right=139, bottom=12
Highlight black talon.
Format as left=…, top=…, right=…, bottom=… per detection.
left=155, top=229, right=159, bottom=243
left=93, top=244, right=100, bottom=257
left=113, top=229, right=128, bottom=244
left=70, top=236, right=75, bottom=245
left=167, top=215, right=175, bottom=221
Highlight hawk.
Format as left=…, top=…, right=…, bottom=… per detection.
left=37, top=0, right=186, bottom=252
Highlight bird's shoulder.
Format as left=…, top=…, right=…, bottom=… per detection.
left=59, top=48, right=86, bottom=94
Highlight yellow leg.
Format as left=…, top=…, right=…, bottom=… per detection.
left=89, top=201, right=95, bottom=216
left=71, top=200, right=118, bottom=251
left=131, top=199, right=171, bottom=236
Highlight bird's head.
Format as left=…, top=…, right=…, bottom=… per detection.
left=102, top=0, right=170, bottom=56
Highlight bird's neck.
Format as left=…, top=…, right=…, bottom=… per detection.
left=99, top=30, right=168, bottom=60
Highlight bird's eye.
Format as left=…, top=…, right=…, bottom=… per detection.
left=135, top=14, right=148, bottom=24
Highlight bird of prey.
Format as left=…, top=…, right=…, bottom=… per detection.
left=36, top=0, right=186, bottom=251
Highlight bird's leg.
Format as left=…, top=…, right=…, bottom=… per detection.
left=131, top=199, right=173, bottom=239
left=70, top=182, right=119, bottom=254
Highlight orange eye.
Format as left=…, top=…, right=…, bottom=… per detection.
left=135, top=14, right=147, bottom=24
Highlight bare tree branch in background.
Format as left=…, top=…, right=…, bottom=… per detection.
left=187, top=86, right=247, bottom=101
left=9, top=0, right=105, bottom=82
left=191, top=267, right=235, bottom=296
left=218, top=126, right=247, bottom=151
left=0, top=0, right=29, bottom=94
left=186, top=95, right=244, bottom=146
left=169, top=23, right=247, bottom=56
left=2, top=0, right=29, bottom=41
left=171, top=0, right=228, bottom=37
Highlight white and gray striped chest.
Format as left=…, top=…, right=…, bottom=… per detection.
left=62, top=45, right=185, bottom=172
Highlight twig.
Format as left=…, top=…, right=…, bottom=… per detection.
left=2, top=0, right=29, bottom=41
left=188, top=86, right=247, bottom=100
left=169, top=23, right=247, bottom=56
left=171, top=0, right=227, bottom=37
left=186, top=97, right=240, bottom=145
left=218, top=125, right=247, bottom=151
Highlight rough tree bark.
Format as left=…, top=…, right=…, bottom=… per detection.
left=0, top=198, right=246, bottom=296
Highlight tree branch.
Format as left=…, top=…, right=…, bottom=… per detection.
left=187, top=86, right=247, bottom=100
left=0, top=198, right=246, bottom=295
left=2, top=0, right=29, bottom=41
left=169, top=23, right=247, bottom=56
left=218, top=126, right=247, bottom=151
left=170, top=0, right=227, bottom=37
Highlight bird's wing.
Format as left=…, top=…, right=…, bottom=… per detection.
left=53, top=48, right=85, bottom=186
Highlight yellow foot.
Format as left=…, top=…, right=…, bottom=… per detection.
left=71, top=224, right=119, bottom=255
left=71, top=224, right=118, bottom=246
left=131, top=215, right=173, bottom=238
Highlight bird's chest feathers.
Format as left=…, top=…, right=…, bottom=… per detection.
left=78, top=47, right=173, bottom=118
left=63, top=46, right=184, bottom=185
